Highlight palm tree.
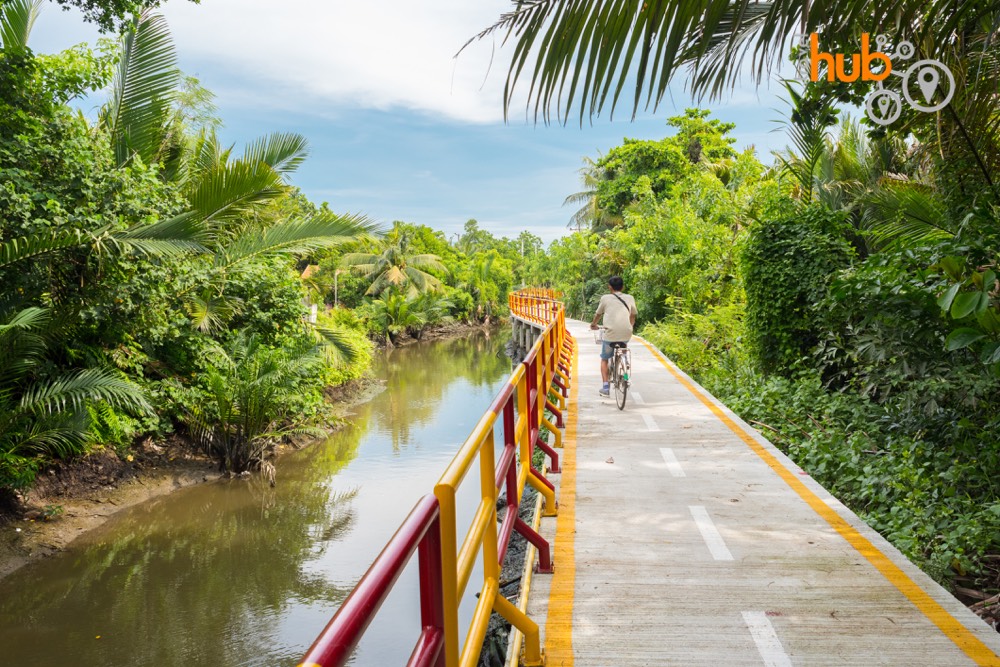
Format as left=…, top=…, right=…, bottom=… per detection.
left=562, top=155, right=621, bottom=231
left=185, top=334, right=327, bottom=474
left=341, top=230, right=447, bottom=296
left=89, top=11, right=381, bottom=330
left=363, top=292, right=423, bottom=344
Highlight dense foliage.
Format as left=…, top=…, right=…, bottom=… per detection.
left=0, top=5, right=382, bottom=490
left=0, top=4, right=555, bottom=496
left=8, top=0, right=1000, bottom=618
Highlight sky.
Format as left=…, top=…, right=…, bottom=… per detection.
left=32, top=0, right=795, bottom=243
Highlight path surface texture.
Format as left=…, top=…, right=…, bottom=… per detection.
left=525, top=319, right=1000, bottom=667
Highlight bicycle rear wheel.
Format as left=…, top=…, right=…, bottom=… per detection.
left=614, top=353, right=628, bottom=410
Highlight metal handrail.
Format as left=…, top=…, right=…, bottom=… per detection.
left=298, top=495, right=445, bottom=667
left=298, top=290, right=574, bottom=667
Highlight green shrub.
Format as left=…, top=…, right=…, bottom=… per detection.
left=741, top=204, right=855, bottom=375
left=640, top=303, right=746, bottom=381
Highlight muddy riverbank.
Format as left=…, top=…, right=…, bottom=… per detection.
left=0, top=322, right=497, bottom=579
left=0, top=375, right=385, bottom=583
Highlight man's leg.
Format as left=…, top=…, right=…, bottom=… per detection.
left=599, top=342, right=611, bottom=395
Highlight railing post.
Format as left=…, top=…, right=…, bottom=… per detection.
left=415, top=511, right=446, bottom=667
left=433, top=484, right=459, bottom=667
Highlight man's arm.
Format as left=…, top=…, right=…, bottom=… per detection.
left=590, top=298, right=605, bottom=329
left=629, top=300, right=638, bottom=328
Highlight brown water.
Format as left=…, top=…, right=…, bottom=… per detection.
left=0, top=330, right=512, bottom=666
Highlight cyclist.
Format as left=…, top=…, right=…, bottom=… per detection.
left=589, top=276, right=638, bottom=396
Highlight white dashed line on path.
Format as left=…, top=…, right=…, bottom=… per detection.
left=742, top=611, right=793, bottom=667
left=642, top=413, right=660, bottom=432
left=658, top=448, right=685, bottom=477
left=689, top=506, right=734, bottom=561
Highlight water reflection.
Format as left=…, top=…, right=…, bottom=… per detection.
left=0, top=329, right=512, bottom=667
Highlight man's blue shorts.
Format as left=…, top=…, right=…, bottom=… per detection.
left=600, top=340, right=627, bottom=360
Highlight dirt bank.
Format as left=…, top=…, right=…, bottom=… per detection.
left=0, top=375, right=385, bottom=583
left=0, top=323, right=500, bottom=581
left=386, top=321, right=499, bottom=347
left=0, top=437, right=218, bottom=581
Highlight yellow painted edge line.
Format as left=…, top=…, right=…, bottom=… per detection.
left=636, top=337, right=1000, bottom=666
left=545, top=342, right=577, bottom=666
left=505, top=484, right=546, bottom=667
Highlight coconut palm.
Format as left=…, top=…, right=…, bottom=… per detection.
left=563, top=155, right=621, bottom=231
left=363, top=292, right=424, bottom=344
left=341, top=231, right=447, bottom=296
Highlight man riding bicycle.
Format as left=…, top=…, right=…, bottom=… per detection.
left=589, top=276, right=638, bottom=397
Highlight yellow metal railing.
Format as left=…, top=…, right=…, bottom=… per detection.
left=433, top=289, right=574, bottom=667
left=299, top=289, right=574, bottom=667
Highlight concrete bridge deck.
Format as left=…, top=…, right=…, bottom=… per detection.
left=523, top=319, right=1000, bottom=666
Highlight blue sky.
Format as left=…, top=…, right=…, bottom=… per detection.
left=33, top=0, right=794, bottom=243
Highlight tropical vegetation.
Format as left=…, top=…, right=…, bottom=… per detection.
left=0, top=2, right=553, bottom=501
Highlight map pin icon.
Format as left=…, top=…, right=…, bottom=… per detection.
left=917, top=66, right=940, bottom=104
left=877, top=94, right=891, bottom=117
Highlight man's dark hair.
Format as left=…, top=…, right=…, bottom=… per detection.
left=608, top=276, right=624, bottom=291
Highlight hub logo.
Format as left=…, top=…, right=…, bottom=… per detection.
left=795, top=33, right=955, bottom=126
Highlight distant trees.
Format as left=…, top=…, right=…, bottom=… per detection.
left=341, top=224, right=447, bottom=296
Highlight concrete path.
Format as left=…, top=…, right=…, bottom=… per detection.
left=524, top=319, right=1000, bottom=666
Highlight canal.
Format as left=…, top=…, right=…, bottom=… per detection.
left=0, top=329, right=512, bottom=666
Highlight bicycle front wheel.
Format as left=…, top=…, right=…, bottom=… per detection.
left=614, top=354, right=628, bottom=410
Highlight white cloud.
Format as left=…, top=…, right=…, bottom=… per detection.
left=162, top=0, right=513, bottom=123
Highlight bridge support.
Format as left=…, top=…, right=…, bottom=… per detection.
left=510, top=315, right=545, bottom=360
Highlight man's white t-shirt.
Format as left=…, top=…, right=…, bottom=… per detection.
left=595, top=292, right=638, bottom=342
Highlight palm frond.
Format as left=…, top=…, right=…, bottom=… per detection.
left=0, top=0, right=42, bottom=53
left=214, top=212, right=378, bottom=271
left=339, top=253, right=380, bottom=273
left=0, top=227, right=96, bottom=269
left=19, top=368, right=152, bottom=417
left=0, top=306, right=48, bottom=333
left=860, top=178, right=953, bottom=249
left=469, top=0, right=1000, bottom=122
left=185, top=290, right=244, bottom=333
left=0, top=307, right=48, bottom=387
left=243, top=132, right=310, bottom=177
left=406, top=254, right=449, bottom=273
left=100, top=9, right=178, bottom=167
left=404, top=266, right=443, bottom=292
left=8, top=411, right=91, bottom=458
left=114, top=211, right=212, bottom=257
left=313, top=326, right=360, bottom=366
left=185, top=159, right=287, bottom=227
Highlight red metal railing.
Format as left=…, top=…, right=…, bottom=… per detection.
left=298, top=495, right=445, bottom=667
left=298, top=290, right=573, bottom=667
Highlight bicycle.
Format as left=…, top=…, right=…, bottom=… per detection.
left=593, top=326, right=631, bottom=410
